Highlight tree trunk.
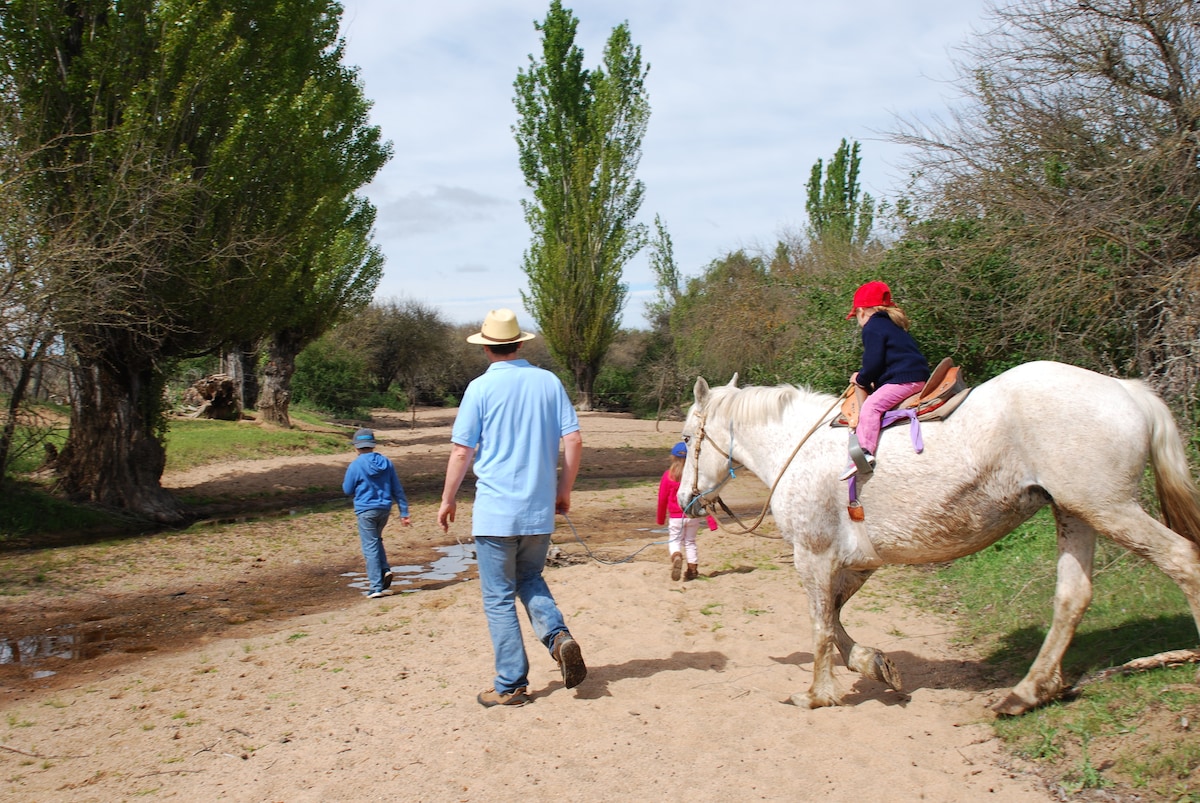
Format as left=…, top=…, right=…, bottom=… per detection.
left=573, top=361, right=597, bottom=412
left=0, top=330, right=52, bottom=476
left=56, top=356, right=184, bottom=523
left=258, top=330, right=302, bottom=428
left=0, top=358, right=34, bottom=477
left=221, top=342, right=260, bottom=412
left=222, top=347, right=244, bottom=410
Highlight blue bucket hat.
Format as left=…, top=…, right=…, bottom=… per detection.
left=671, top=441, right=687, bottom=458
left=352, top=428, right=377, bottom=449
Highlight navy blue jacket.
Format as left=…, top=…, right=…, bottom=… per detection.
left=856, top=311, right=930, bottom=391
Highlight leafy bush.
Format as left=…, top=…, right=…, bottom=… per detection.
left=593, top=362, right=637, bottom=412
left=291, top=338, right=370, bottom=418
left=362, top=386, right=408, bottom=412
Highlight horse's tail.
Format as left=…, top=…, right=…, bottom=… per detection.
left=1120, top=378, right=1200, bottom=547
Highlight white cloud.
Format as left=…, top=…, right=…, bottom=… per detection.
left=375, top=185, right=510, bottom=238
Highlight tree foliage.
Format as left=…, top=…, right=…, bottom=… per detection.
left=514, top=0, right=650, bottom=410
left=291, top=337, right=370, bottom=419
left=0, top=0, right=389, bottom=519
left=806, top=139, right=875, bottom=249
left=334, top=299, right=452, bottom=405
left=638, top=215, right=691, bottom=419
left=671, top=251, right=799, bottom=387
left=893, top=0, right=1200, bottom=411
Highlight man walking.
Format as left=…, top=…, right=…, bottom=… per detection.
left=438, top=308, right=586, bottom=707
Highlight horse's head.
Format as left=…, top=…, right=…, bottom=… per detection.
left=679, top=374, right=739, bottom=517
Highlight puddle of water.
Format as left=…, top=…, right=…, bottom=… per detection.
left=344, top=543, right=476, bottom=594
left=0, top=626, right=120, bottom=674
left=3, top=545, right=480, bottom=674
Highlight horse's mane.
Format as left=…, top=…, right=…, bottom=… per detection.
left=705, top=383, right=833, bottom=426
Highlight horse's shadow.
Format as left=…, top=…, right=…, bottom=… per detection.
left=768, top=650, right=1014, bottom=708
left=985, top=614, right=1196, bottom=679
left=548, top=650, right=729, bottom=700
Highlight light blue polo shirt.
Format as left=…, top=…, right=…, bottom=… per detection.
left=451, top=359, right=580, bottom=536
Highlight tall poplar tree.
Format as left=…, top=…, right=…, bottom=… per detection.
left=806, top=139, right=875, bottom=248
left=513, top=1, right=650, bottom=410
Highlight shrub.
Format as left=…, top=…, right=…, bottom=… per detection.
left=291, top=339, right=370, bottom=418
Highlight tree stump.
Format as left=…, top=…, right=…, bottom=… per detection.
left=182, top=374, right=242, bottom=420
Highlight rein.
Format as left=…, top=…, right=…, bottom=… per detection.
left=687, top=384, right=853, bottom=535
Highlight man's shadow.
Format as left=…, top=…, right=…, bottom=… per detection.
left=546, top=650, right=729, bottom=699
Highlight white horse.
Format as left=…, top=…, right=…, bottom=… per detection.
left=680, top=360, right=1200, bottom=714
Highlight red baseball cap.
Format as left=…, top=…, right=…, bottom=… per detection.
left=846, top=281, right=894, bottom=319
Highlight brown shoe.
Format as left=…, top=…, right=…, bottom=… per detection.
left=684, top=563, right=699, bottom=581
left=477, top=687, right=529, bottom=707
left=670, top=552, right=683, bottom=581
left=551, top=632, right=587, bottom=689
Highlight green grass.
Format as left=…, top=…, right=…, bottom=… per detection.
left=0, top=480, right=126, bottom=541
left=1, top=405, right=349, bottom=541
left=902, top=507, right=1200, bottom=796
left=164, top=417, right=347, bottom=472
left=910, top=509, right=1194, bottom=676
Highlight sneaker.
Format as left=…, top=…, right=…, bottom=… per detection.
left=838, top=453, right=875, bottom=481
left=382, top=570, right=393, bottom=590
left=477, top=687, right=529, bottom=707
left=670, top=552, right=683, bottom=581
left=551, top=632, right=587, bottom=689
left=367, top=589, right=395, bottom=599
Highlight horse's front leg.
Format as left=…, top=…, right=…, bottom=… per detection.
left=994, top=510, right=1096, bottom=716
left=830, top=568, right=903, bottom=691
left=792, top=552, right=843, bottom=708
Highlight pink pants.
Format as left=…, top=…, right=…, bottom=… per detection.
left=855, top=381, right=924, bottom=456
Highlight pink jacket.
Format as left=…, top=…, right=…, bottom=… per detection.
left=657, top=470, right=718, bottom=530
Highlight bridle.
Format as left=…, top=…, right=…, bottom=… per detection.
left=684, top=384, right=854, bottom=534
left=683, top=412, right=744, bottom=517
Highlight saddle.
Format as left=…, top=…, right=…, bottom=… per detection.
left=833, top=357, right=971, bottom=429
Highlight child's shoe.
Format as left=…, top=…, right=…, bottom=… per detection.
left=670, top=552, right=683, bottom=581
left=684, top=563, right=699, bottom=581
left=838, top=452, right=876, bottom=481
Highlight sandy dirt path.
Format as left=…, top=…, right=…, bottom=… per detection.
left=0, top=409, right=1051, bottom=801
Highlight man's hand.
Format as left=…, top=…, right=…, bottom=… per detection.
left=437, top=501, right=456, bottom=533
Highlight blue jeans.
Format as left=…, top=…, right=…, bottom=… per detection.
left=474, top=534, right=568, bottom=694
left=356, top=507, right=392, bottom=594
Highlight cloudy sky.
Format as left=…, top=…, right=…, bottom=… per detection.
left=337, top=0, right=989, bottom=328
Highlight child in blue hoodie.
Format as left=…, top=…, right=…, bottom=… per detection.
left=342, top=428, right=411, bottom=597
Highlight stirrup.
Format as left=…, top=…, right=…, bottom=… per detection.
left=846, top=432, right=875, bottom=479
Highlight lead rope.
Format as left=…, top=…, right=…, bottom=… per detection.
left=701, top=384, right=855, bottom=536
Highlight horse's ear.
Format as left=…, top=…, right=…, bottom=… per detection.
left=727, top=372, right=739, bottom=388
left=694, top=377, right=711, bottom=405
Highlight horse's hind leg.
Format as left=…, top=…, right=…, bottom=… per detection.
left=830, top=568, right=903, bottom=691
left=1091, top=502, right=1200, bottom=631
left=994, top=509, right=1096, bottom=716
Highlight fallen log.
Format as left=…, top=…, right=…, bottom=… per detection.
left=1068, top=647, right=1200, bottom=695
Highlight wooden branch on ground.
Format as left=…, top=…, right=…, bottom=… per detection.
left=1069, top=648, right=1200, bottom=694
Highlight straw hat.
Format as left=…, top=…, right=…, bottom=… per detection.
left=466, top=308, right=537, bottom=345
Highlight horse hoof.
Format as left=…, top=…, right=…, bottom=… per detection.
left=874, top=653, right=903, bottom=691
left=992, top=692, right=1034, bottom=717
left=791, top=691, right=838, bottom=709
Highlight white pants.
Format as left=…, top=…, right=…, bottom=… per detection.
left=668, top=517, right=702, bottom=564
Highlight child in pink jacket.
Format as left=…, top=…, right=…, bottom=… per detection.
left=656, top=442, right=717, bottom=581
